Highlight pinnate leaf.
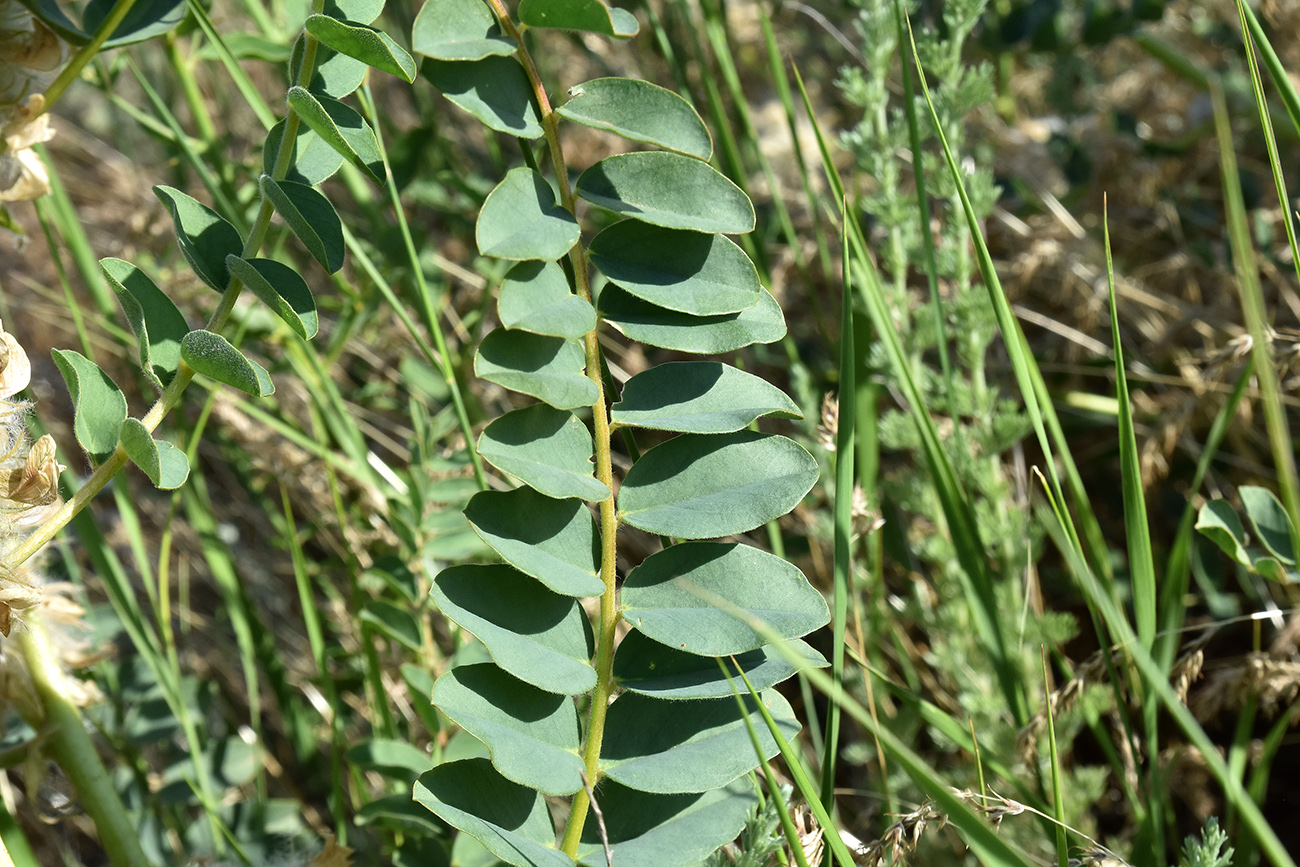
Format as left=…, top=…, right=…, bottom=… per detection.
left=559, top=78, right=710, bottom=159
left=475, top=329, right=598, bottom=410
left=225, top=256, right=319, bottom=339
left=465, top=488, right=603, bottom=596
left=414, top=759, right=573, bottom=867
left=518, top=0, right=638, bottom=36
left=612, top=361, right=800, bottom=433
left=622, top=541, right=828, bottom=654
left=477, top=167, right=580, bottom=260
left=101, top=258, right=189, bottom=391
left=260, top=176, right=345, bottom=273
left=51, top=350, right=128, bottom=464
left=600, top=286, right=786, bottom=353
left=286, top=87, right=385, bottom=183
left=618, top=431, right=817, bottom=538
left=412, top=0, right=515, bottom=60
left=153, top=186, right=243, bottom=292
left=432, top=663, right=584, bottom=795
left=305, top=14, right=417, bottom=82
left=120, top=419, right=189, bottom=490
left=180, top=331, right=274, bottom=397
left=478, top=404, right=609, bottom=501
left=590, top=222, right=760, bottom=315
left=432, top=564, right=596, bottom=694
left=576, top=152, right=753, bottom=233
left=422, top=56, right=543, bottom=138
left=498, top=260, right=595, bottom=339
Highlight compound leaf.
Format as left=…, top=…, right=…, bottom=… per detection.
left=225, top=256, right=319, bottom=339
left=119, top=418, right=189, bottom=490
left=305, top=14, right=417, bottom=81
left=422, top=56, right=543, bottom=138
left=412, top=0, right=516, bottom=60
left=180, top=331, right=274, bottom=397
left=475, top=329, right=598, bottom=410
left=465, top=488, right=603, bottom=597
left=286, top=87, right=385, bottom=183
left=432, top=663, right=584, bottom=796
left=612, top=362, right=800, bottom=433
left=432, top=564, right=596, bottom=694
left=101, top=258, right=189, bottom=391
left=478, top=404, right=609, bottom=501
left=498, top=260, right=595, bottom=339
left=260, top=176, right=345, bottom=273
left=51, top=350, right=127, bottom=464
left=477, top=167, right=580, bottom=260
left=600, top=286, right=786, bottom=353
left=559, top=78, right=709, bottom=159
left=153, top=185, right=243, bottom=292
left=576, top=152, right=753, bottom=233
left=618, top=431, right=817, bottom=538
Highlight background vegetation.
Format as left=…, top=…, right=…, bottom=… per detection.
left=2, top=0, right=1300, bottom=865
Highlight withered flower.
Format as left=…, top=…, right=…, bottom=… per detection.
left=7, top=434, right=60, bottom=506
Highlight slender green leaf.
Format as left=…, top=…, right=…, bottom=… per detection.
left=612, top=361, right=799, bottom=433
left=119, top=418, right=189, bottom=490
left=601, top=285, right=785, bottom=353
left=51, top=349, right=127, bottom=464
left=180, top=330, right=274, bottom=397
left=477, top=167, right=580, bottom=260
left=599, top=691, right=798, bottom=793
left=475, top=329, right=598, bottom=410
left=421, top=56, right=544, bottom=138
left=432, top=564, right=596, bottom=694
left=305, top=14, right=417, bottom=81
left=414, top=759, right=573, bottom=867
left=412, top=0, right=516, bottom=60
left=478, top=404, right=609, bottom=501
left=153, top=185, right=243, bottom=292
left=286, top=87, right=385, bottom=183
left=518, top=0, right=638, bottom=36
left=101, top=258, right=189, bottom=391
left=264, top=120, right=345, bottom=185
left=589, top=222, right=759, bottom=315
left=498, top=260, right=595, bottom=338
left=260, top=176, right=345, bottom=273
left=614, top=630, right=825, bottom=700
left=619, top=431, right=817, bottom=538
left=558, top=78, right=710, bottom=159
left=432, top=663, right=584, bottom=796
left=576, top=152, right=753, bottom=233
left=225, top=256, right=319, bottom=339
left=465, top=488, right=603, bottom=596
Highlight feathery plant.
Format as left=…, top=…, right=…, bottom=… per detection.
left=407, top=0, right=832, bottom=862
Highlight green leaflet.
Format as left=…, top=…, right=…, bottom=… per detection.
left=101, top=258, right=189, bottom=392
left=432, top=663, right=585, bottom=796
left=225, top=256, right=319, bottom=339
left=517, top=0, right=637, bottom=37
left=477, top=404, right=609, bottom=502
left=26, top=0, right=184, bottom=47
left=411, top=0, right=516, bottom=60
left=286, top=87, right=386, bottom=183
left=346, top=739, right=434, bottom=783
left=465, top=488, right=603, bottom=597
left=360, top=600, right=423, bottom=651
left=477, top=167, right=580, bottom=260
left=180, top=331, right=274, bottom=397
left=598, top=691, right=799, bottom=793
left=588, top=222, right=760, bottom=315
left=612, top=361, right=800, bottom=433
left=498, top=260, right=595, bottom=339
left=618, top=431, right=818, bottom=538
left=599, top=286, right=786, bottom=353
left=260, top=176, right=345, bottom=273
left=264, top=120, right=346, bottom=185
left=575, top=779, right=757, bottom=867
left=576, top=152, right=754, bottom=233
left=474, top=329, right=598, bottom=410
left=119, top=419, right=190, bottom=490
left=415, top=759, right=573, bottom=867
left=153, top=185, right=243, bottom=292
left=1241, top=486, right=1296, bottom=565
left=1197, top=488, right=1300, bottom=583
left=432, top=564, right=596, bottom=694
left=51, top=350, right=128, bottom=464
left=558, top=78, right=710, bottom=159
left=613, top=630, right=826, bottom=700
left=422, top=55, right=544, bottom=139
left=324, top=0, right=384, bottom=25
left=621, top=541, right=829, bottom=655
left=290, top=34, right=367, bottom=99
left=305, top=14, right=417, bottom=82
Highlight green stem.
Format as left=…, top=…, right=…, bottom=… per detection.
left=40, top=0, right=140, bottom=113
left=18, top=613, right=148, bottom=867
